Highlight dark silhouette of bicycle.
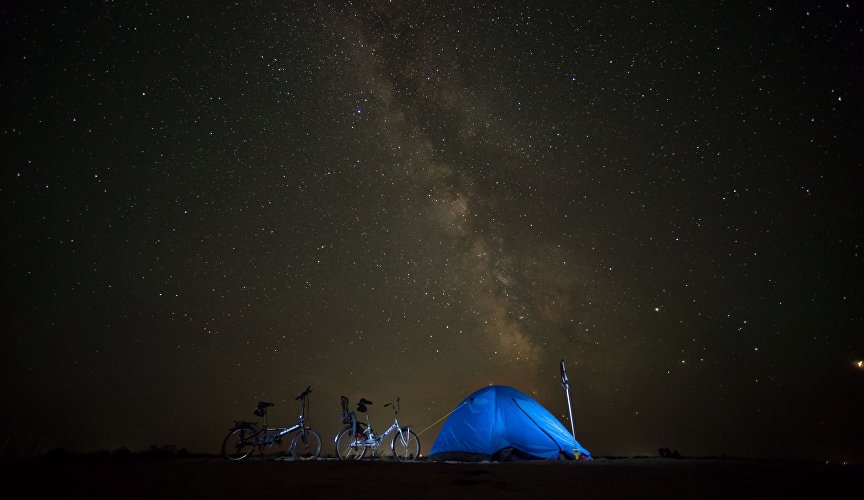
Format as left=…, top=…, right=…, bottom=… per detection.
left=335, top=396, right=420, bottom=461
left=222, top=386, right=321, bottom=461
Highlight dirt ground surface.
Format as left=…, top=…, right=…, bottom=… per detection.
left=3, top=456, right=860, bottom=499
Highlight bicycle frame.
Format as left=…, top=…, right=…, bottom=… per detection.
left=257, top=422, right=303, bottom=445
left=224, top=386, right=321, bottom=461
left=352, top=400, right=412, bottom=451
left=334, top=396, right=419, bottom=461
left=260, top=395, right=310, bottom=441
left=361, top=418, right=403, bottom=449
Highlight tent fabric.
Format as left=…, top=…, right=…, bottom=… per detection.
left=428, top=385, right=591, bottom=461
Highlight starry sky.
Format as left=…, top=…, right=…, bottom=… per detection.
left=2, top=1, right=862, bottom=461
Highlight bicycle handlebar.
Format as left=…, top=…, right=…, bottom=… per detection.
left=295, top=386, right=312, bottom=400
left=385, top=398, right=401, bottom=412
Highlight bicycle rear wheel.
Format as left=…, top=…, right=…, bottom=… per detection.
left=222, top=426, right=259, bottom=461
left=391, top=428, right=420, bottom=462
left=291, top=429, right=322, bottom=460
left=335, top=427, right=367, bottom=460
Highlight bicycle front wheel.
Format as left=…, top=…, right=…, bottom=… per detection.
left=391, top=428, right=420, bottom=462
left=291, top=429, right=322, bottom=460
left=335, top=427, right=367, bottom=460
left=222, top=426, right=259, bottom=461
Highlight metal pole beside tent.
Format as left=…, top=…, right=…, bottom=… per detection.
left=560, top=359, right=579, bottom=458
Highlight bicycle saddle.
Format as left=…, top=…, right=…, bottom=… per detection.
left=253, top=401, right=274, bottom=417
left=357, top=398, right=373, bottom=413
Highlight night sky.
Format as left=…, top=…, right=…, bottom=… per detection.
left=2, top=1, right=862, bottom=462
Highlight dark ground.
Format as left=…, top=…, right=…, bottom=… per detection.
left=2, top=455, right=860, bottom=499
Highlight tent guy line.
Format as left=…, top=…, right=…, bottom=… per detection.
left=415, top=401, right=470, bottom=437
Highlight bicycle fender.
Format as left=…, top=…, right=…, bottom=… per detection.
left=228, top=420, right=256, bottom=431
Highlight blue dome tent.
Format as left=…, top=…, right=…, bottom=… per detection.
left=428, top=385, right=591, bottom=461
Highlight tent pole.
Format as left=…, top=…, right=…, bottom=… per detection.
left=560, top=359, right=578, bottom=458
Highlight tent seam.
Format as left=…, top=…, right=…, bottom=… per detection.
left=511, top=397, right=564, bottom=456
